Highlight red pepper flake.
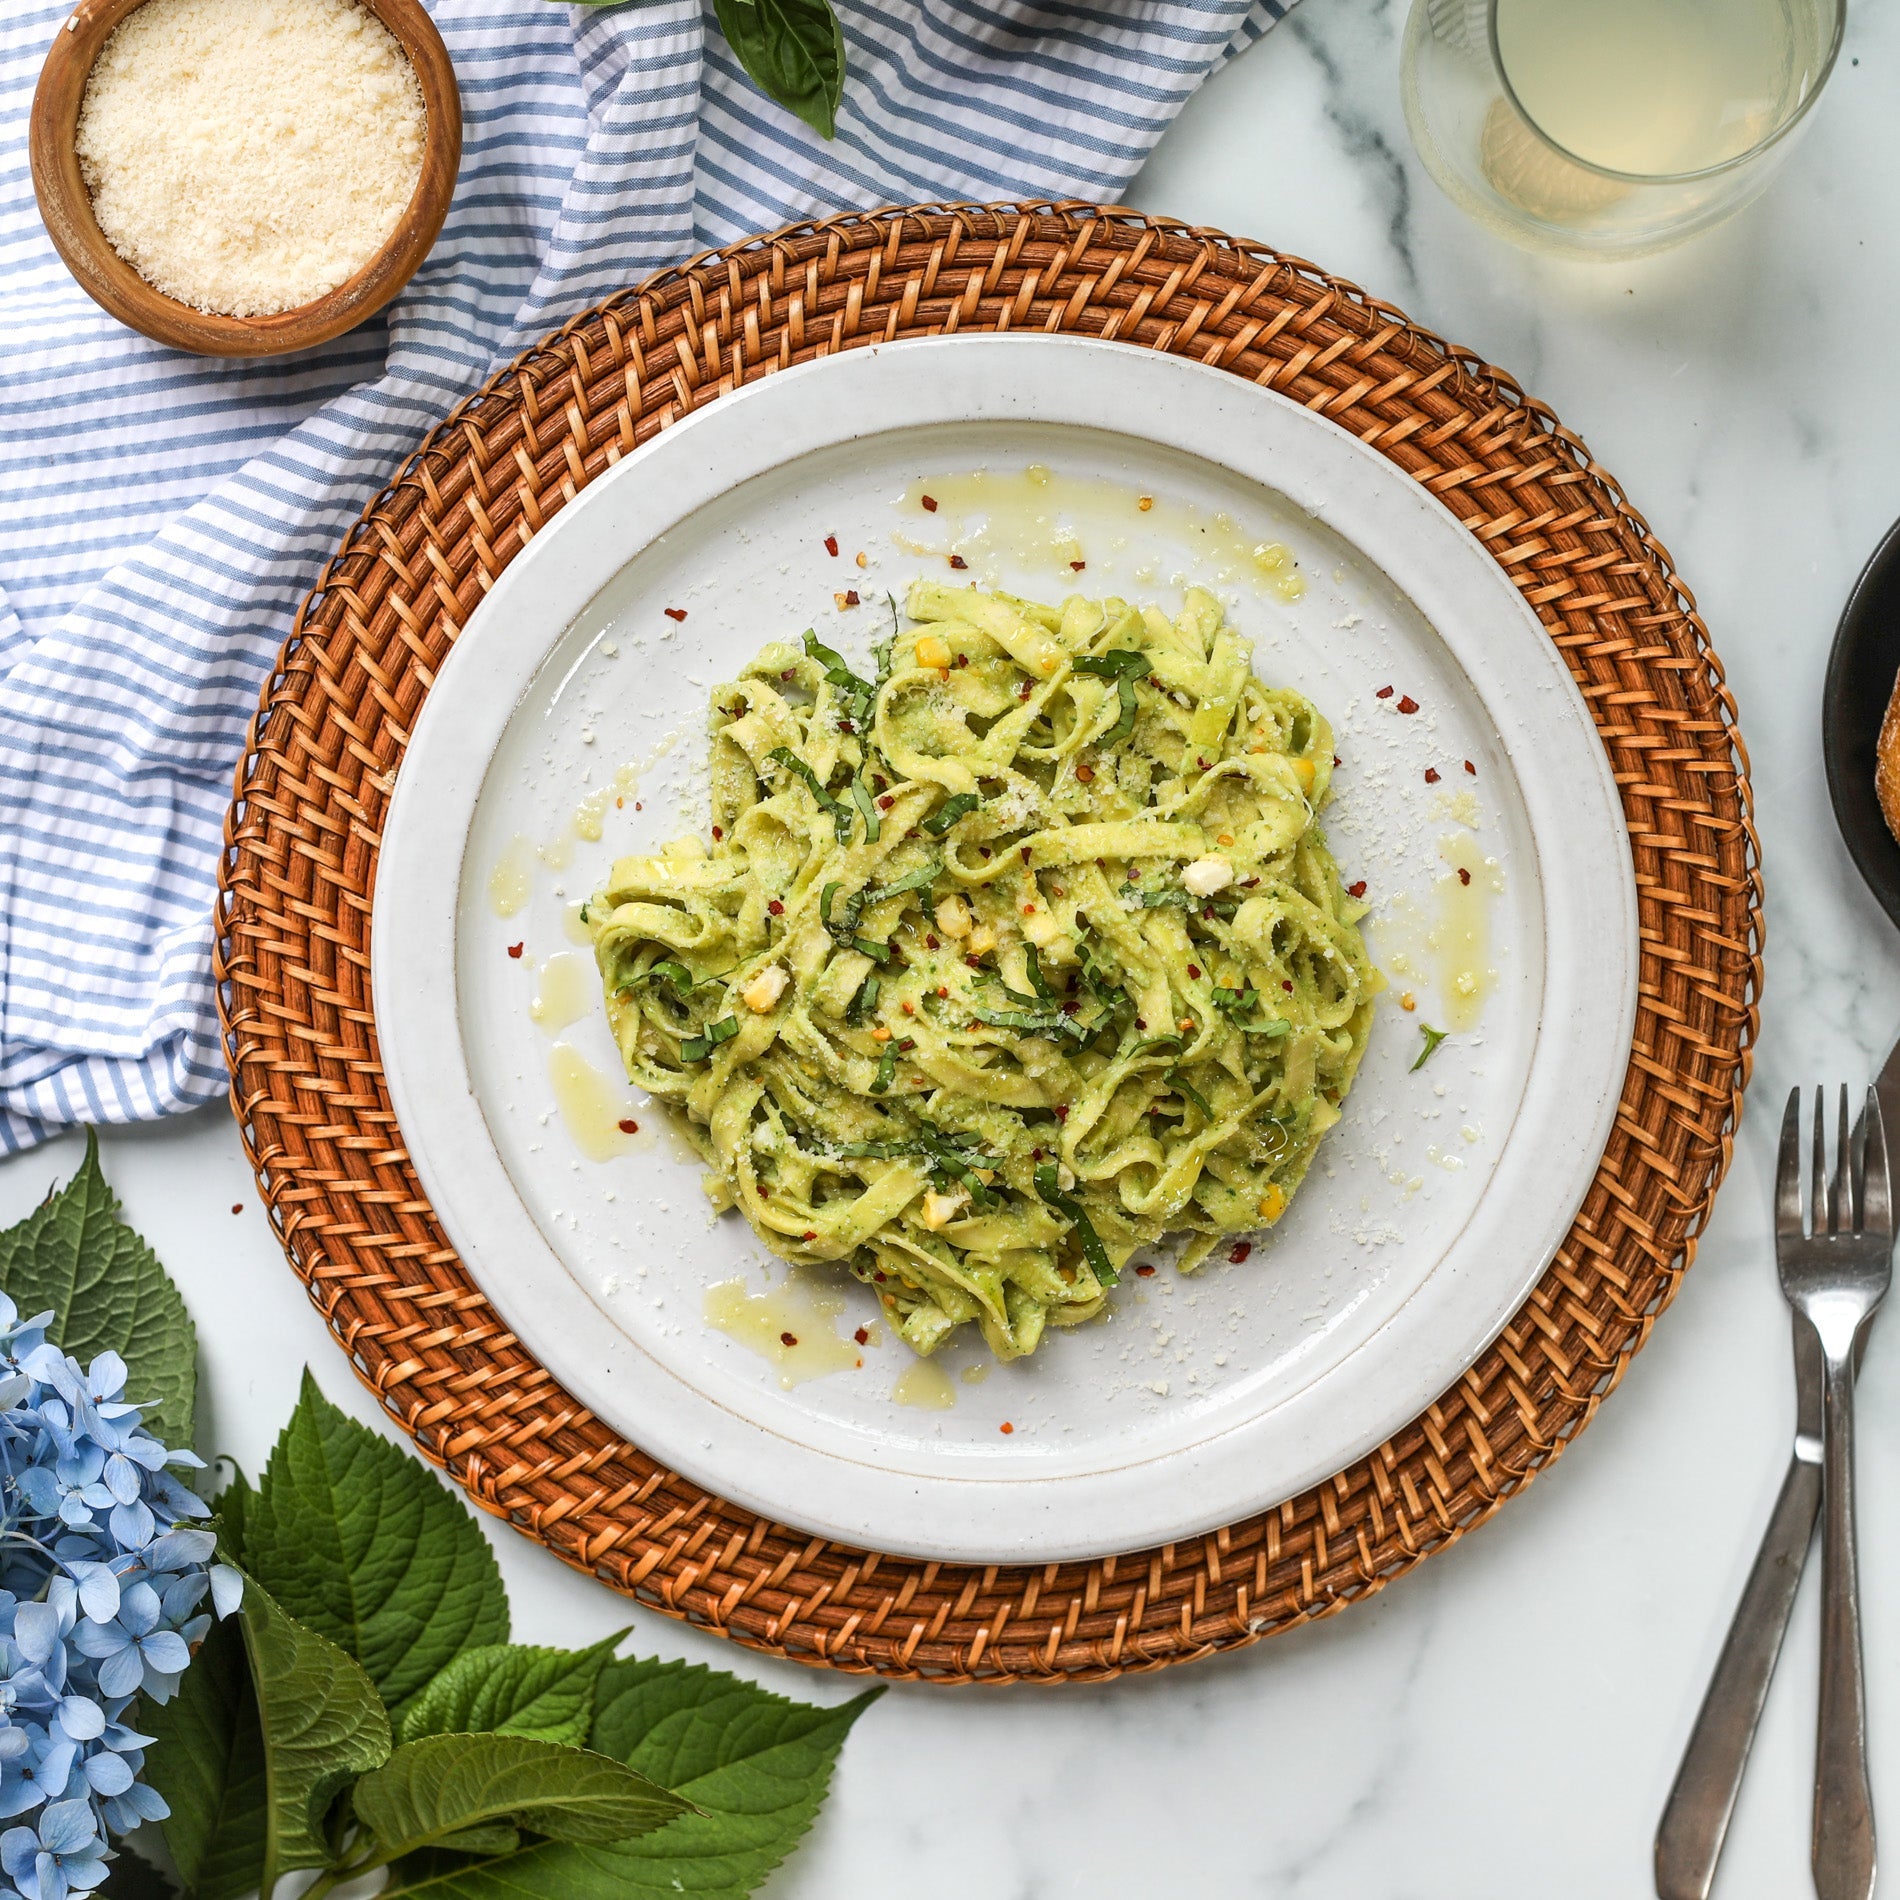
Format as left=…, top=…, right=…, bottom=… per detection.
left=780, top=1331, right=799, bottom=1347
left=1464, top=759, right=1477, bottom=776
left=1333, top=755, right=1341, bottom=767
left=1020, top=846, right=1032, bottom=863
left=230, top=1202, right=243, bottom=1216
left=898, top=1037, right=917, bottom=1052
left=837, top=718, right=855, bottom=734
left=1228, top=1242, right=1253, bottom=1264
left=1458, top=866, right=1472, bottom=886
left=506, top=942, right=524, bottom=959
left=999, top=1422, right=1014, bottom=1435
left=803, top=1230, right=818, bottom=1242
left=1196, top=757, right=1211, bottom=770
left=1397, top=695, right=1420, bottom=715
left=768, top=898, right=784, bottom=916
left=877, top=795, right=895, bottom=812
left=1347, top=880, right=1367, bottom=898
left=1424, top=768, right=1440, bottom=784
left=936, top=985, right=949, bottom=999
left=824, top=534, right=839, bottom=556
left=854, top=1326, right=869, bottom=1345
left=966, top=954, right=984, bottom=969
left=758, top=1185, right=770, bottom=1198
left=949, top=554, right=968, bottom=570
left=953, top=652, right=969, bottom=668
left=664, top=607, right=687, bottom=622
left=874, top=1270, right=887, bottom=1282
left=781, top=668, right=796, bottom=681
left=1135, top=1263, right=1156, bottom=1278
left=901, top=1001, right=915, bottom=1016
left=1135, top=1017, right=1147, bottom=1030
left=1186, top=964, right=1201, bottom=979
left=925, top=933, right=940, bottom=950
left=1054, top=1105, right=1069, bottom=1121
left=1375, top=685, right=1393, bottom=700
left=921, top=495, right=939, bottom=512
left=1281, top=979, right=1294, bottom=993
left=844, top=589, right=861, bottom=606
left=634, top=801, right=643, bottom=811
left=711, top=825, right=724, bottom=840
left=1075, top=763, right=1095, bottom=783
left=1017, top=680, right=1033, bottom=701
left=1069, top=560, right=1086, bottom=571
left=617, top=1118, right=640, bottom=1134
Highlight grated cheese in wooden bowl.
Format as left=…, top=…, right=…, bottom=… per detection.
left=75, top=0, right=427, bottom=320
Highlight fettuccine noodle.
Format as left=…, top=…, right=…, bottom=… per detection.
left=589, top=579, right=1377, bottom=1360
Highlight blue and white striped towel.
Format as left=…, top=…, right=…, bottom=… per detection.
left=0, top=0, right=1288, bottom=1153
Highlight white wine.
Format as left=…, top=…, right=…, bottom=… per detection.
left=1493, top=0, right=1822, bottom=178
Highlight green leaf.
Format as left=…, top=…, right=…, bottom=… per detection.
left=380, top=1661, right=877, bottom=1899
left=243, top=1371, right=509, bottom=1717
left=713, top=0, right=845, bottom=139
left=1411, top=1022, right=1448, bottom=1071
left=141, top=1616, right=268, bottom=1900
left=398, top=1635, right=625, bottom=1748
left=0, top=1129, right=196, bottom=1447
left=97, top=1846, right=180, bottom=1900
left=354, top=1734, right=688, bottom=1862
left=238, top=1569, right=392, bottom=1891
left=208, top=1464, right=255, bottom=1567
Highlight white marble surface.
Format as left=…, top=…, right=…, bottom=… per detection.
left=8, top=3, right=1900, bottom=1893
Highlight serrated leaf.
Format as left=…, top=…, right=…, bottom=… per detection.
left=380, top=1660, right=878, bottom=1899
left=208, top=1464, right=254, bottom=1568
left=355, top=1734, right=687, bottom=1861
left=0, top=1129, right=196, bottom=1446
left=141, top=1615, right=268, bottom=1900
left=398, top=1635, right=624, bottom=1747
left=238, top=1569, right=392, bottom=1891
left=244, top=1371, right=508, bottom=1717
left=713, top=0, right=845, bottom=138
left=97, top=1846, right=180, bottom=1900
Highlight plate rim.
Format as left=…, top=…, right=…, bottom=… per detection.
left=372, top=332, right=1639, bottom=1562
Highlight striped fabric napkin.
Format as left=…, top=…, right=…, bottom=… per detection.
left=0, top=0, right=1288, bottom=1153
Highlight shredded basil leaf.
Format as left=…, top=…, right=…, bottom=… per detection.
left=870, top=1046, right=898, bottom=1094
left=1033, top=1164, right=1118, bottom=1287
left=1411, top=1023, right=1448, bottom=1072
left=923, top=793, right=980, bottom=835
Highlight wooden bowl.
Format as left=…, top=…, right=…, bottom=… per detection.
left=28, top=0, right=461, bottom=357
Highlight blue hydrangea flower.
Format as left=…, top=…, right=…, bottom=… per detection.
left=0, top=1298, right=235, bottom=1898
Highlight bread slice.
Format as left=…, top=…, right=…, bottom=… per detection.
left=1879, top=666, right=1900, bottom=845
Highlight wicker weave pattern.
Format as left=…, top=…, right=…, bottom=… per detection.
left=214, top=204, right=1760, bottom=1683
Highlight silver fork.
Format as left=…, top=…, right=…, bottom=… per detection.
left=1778, top=1086, right=1893, bottom=1900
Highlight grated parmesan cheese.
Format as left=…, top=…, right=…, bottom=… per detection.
left=75, top=0, right=426, bottom=319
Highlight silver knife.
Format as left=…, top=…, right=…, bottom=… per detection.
left=1654, top=1037, right=1900, bottom=1899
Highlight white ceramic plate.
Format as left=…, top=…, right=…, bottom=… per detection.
left=373, top=337, right=1637, bottom=1564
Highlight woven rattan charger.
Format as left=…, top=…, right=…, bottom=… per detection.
left=215, top=203, right=1761, bottom=1685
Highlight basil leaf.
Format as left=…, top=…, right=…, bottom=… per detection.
left=851, top=774, right=881, bottom=844
left=851, top=938, right=892, bottom=965
left=1032, top=1165, right=1118, bottom=1287
left=923, top=792, right=979, bottom=835
left=846, top=974, right=879, bottom=1024
left=1411, top=1023, right=1448, bottom=1072
left=714, top=0, right=846, bottom=140
left=863, top=858, right=942, bottom=905
left=870, top=1046, right=897, bottom=1094
left=1166, top=1070, right=1214, bottom=1123
left=1106, top=673, right=1139, bottom=746
left=1071, top=647, right=1149, bottom=678
left=768, top=747, right=841, bottom=813
left=1024, top=943, right=1055, bottom=1001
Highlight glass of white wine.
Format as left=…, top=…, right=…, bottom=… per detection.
left=1401, top=0, right=1843, bottom=259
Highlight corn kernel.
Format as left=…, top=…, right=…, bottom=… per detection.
left=742, top=964, right=788, bottom=1012
left=935, top=894, right=972, bottom=939
left=1258, top=1184, right=1287, bottom=1222
left=914, top=634, right=953, bottom=669
left=1292, top=757, right=1316, bottom=791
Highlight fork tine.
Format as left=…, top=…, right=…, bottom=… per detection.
left=1831, top=1086, right=1846, bottom=1231
left=1813, top=1084, right=1830, bottom=1234
left=1778, top=1088, right=1804, bottom=1240
left=1864, top=1088, right=1891, bottom=1240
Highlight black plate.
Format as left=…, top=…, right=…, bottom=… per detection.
left=1825, top=517, right=1900, bottom=933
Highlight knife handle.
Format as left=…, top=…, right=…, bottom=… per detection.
left=1655, top=1448, right=1823, bottom=1900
